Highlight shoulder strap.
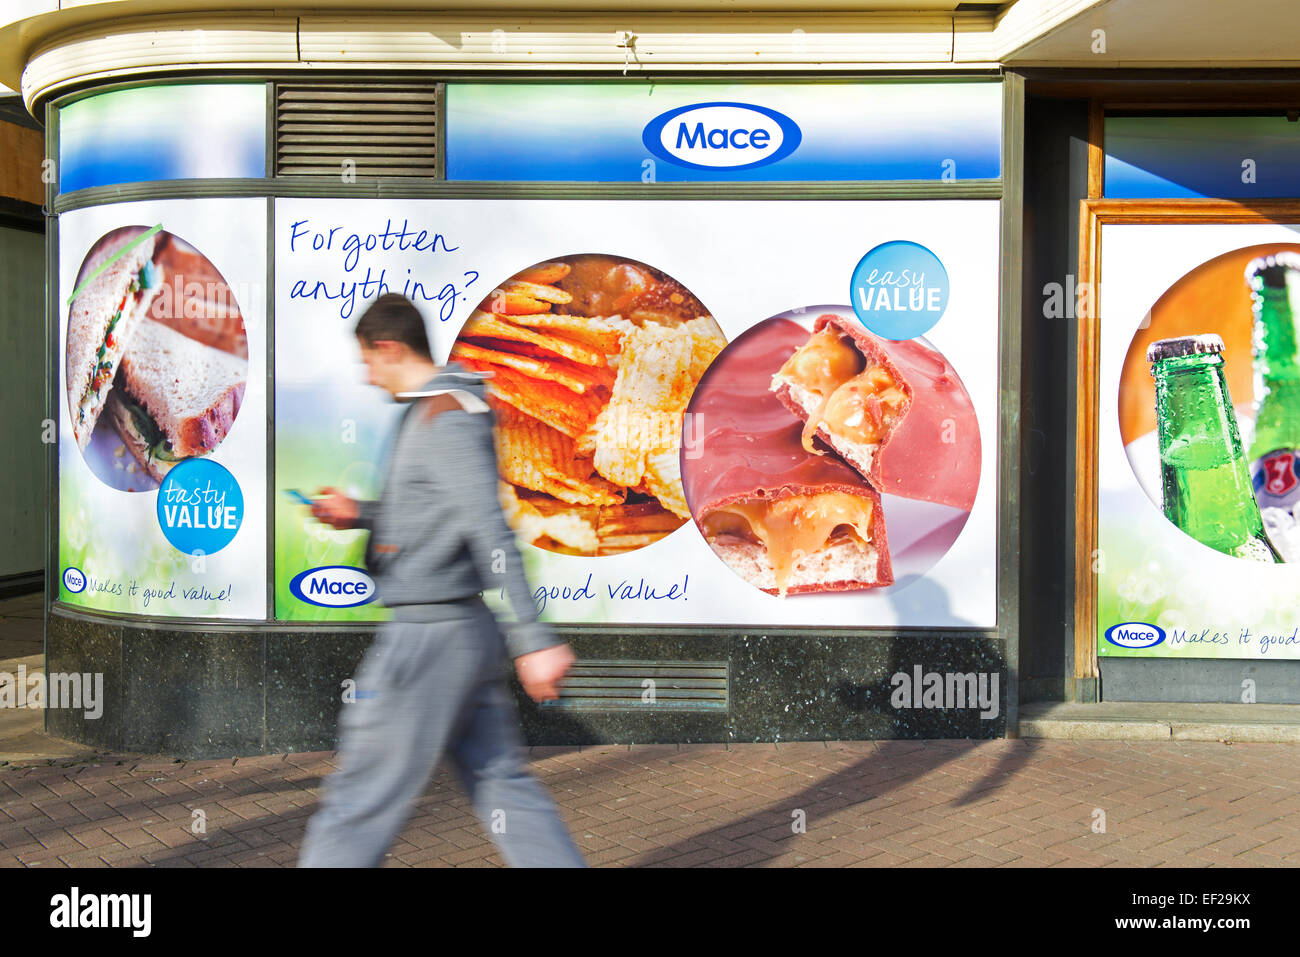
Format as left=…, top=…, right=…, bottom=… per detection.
left=418, top=393, right=467, bottom=422
left=396, top=386, right=491, bottom=415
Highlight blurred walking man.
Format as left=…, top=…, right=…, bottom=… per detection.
left=298, top=293, right=586, bottom=868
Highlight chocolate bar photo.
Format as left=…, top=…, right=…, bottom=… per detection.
left=772, top=313, right=980, bottom=511
left=681, top=319, right=894, bottom=597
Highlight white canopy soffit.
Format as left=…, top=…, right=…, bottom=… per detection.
left=1006, top=0, right=1300, bottom=67
left=3, top=0, right=1291, bottom=113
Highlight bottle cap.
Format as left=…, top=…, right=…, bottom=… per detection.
left=1246, top=251, right=1300, bottom=289
left=1147, top=334, right=1225, bottom=363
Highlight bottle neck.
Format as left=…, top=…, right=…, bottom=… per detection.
left=1153, top=351, right=1277, bottom=560
left=1252, top=285, right=1300, bottom=384
left=1153, top=353, right=1245, bottom=460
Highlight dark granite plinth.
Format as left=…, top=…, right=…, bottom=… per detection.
left=727, top=632, right=1007, bottom=741
left=1100, top=656, right=1300, bottom=703
left=48, top=606, right=1006, bottom=758
left=44, top=610, right=125, bottom=750
left=266, top=633, right=372, bottom=753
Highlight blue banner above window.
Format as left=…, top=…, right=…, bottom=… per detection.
left=1105, top=115, right=1300, bottom=199
left=446, top=81, right=1002, bottom=183
left=59, top=84, right=267, bottom=193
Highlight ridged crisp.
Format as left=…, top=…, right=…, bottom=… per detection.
left=642, top=449, right=689, bottom=519
left=585, top=319, right=725, bottom=497
left=451, top=340, right=614, bottom=394
left=504, top=313, right=624, bottom=355
left=463, top=359, right=605, bottom=439
left=493, top=404, right=625, bottom=506
left=498, top=483, right=599, bottom=554
left=461, top=311, right=605, bottom=366
left=594, top=501, right=684, bottom=555
left=500, top=278, right=573, bottom=304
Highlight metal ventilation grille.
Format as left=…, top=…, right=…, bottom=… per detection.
left=542, top=660, right=728, bottom=712
left=275, top=83, right=439, bottom=177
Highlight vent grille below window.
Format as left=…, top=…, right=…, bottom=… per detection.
left=275, top=84, right=439, bottom=178
left=541, top=660, right=728, bottom=713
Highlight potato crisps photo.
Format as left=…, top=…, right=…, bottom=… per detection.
left=452, top=254, right=725, bottom=555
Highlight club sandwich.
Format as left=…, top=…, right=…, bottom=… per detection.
left=66, top=229, right=164, bottom=450
left=104, top=317, right=247, bottom=481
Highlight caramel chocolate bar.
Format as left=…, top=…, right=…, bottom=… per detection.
left=682, top=319, right=893, bottom=597
left=772, top=314, right=980, bottom=511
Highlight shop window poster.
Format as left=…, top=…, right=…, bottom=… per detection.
left=57, top=199, right=267, bottom=619
left=273, top=198, right=998, bottom=627
left=1099, top=224, right=1300, bottom=659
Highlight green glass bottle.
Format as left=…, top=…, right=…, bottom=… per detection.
left=1245, top=253, right=1300, bottom=515
left=1148, top=334, right=1282, bottom=563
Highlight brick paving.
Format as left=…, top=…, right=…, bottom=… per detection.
left=1, top=738, right=1297, bottom=867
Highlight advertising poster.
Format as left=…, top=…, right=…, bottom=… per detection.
left=1099, top=224, right=1300, bottom=659
left=275, top=198, right=998, bottom=626
left=57, top=199, right=267, bottom=618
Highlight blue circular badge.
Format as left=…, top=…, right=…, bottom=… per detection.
left=63, top=566, right=86, bottom=593
left=850, top=240, right=950, bottom=340
left=156, top=459, right=243, bottom=555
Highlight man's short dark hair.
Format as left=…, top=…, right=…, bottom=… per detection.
left=354, top=293, right=432, bottom=359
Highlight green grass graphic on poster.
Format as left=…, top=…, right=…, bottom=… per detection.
left=275, top=430, right=389, bottom=622
left=274, top=430, right=607, bottom=623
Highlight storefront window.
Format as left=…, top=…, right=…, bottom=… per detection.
left=59, top=83, right=267, bottom=193
left=1105, top=114, right=1300, bottom=199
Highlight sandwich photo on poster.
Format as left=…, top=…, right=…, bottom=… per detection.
left=58, top=200, right=267, bottom=619
left=65, top=225, right=248, bottom=491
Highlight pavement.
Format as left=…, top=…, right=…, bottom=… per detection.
left=0, top=593, right=87, bottom=765
left=3, top=738, right=1299, bottom=868
left=3, top=592, right=1299, bottom=868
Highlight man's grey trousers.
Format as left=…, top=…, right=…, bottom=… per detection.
left=299, top=602, right=586, bottom=867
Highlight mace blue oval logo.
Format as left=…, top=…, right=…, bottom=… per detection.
left=63, top=566, right=86, bottom=594
left=1105, top=621, right=1166, bottom=649
left=642, top=102, right=801, bottom=172
left=290, top=566, right=378, bottom=608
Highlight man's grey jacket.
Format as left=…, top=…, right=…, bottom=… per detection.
left=353, top=363, right=559, bottom=660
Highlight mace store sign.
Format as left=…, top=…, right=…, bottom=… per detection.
left=642, top=102, right=801, bottom=172
left=444, top=81, right=1001, bottom=183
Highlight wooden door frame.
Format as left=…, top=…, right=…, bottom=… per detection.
left=1074, top=198, right=1300, bottom=687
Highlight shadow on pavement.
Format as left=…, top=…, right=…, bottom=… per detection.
left=631, top=739, right=1006, bottom=866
